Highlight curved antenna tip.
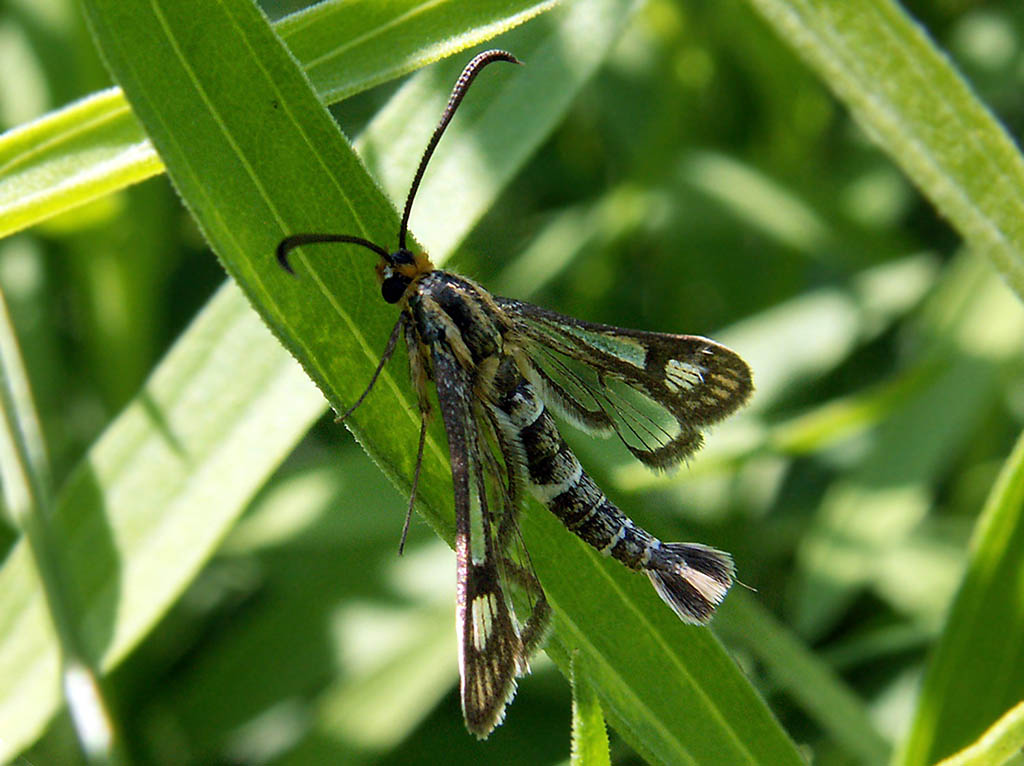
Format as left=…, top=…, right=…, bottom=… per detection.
left=276, top=238, right=299, bottom=274
left=471, top=49, right=522, bottom=68
left=275, top=233, right=392, bottom=275
left=398, top=49, right=521, bottom=250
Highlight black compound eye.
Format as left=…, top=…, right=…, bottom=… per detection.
left=381, top=275, right=411, bottom=304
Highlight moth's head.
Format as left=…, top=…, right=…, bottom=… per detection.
left=375, top=248, right=435, bottom=304
left=276, top=234, right=434, bottom=305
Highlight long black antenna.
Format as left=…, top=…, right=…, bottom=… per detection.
left=277, top=50, right=520, bottom=273
left=397, top=49, right=521, bottom=251
left=277, top=233, right=389, bottom=273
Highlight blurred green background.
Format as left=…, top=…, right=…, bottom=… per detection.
left=2, top=0, right=1024, bottom=763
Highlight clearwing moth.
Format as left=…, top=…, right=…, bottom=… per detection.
left=277, top=50, right=753, bottom=738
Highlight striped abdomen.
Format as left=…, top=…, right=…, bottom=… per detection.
left=492, top=374, right=734, bottom=624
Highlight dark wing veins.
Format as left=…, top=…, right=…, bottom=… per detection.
left=497, top=297, right=753, bottom=470
left=431, top=342, right=526, bottom=738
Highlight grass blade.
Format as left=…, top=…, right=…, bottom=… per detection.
left=745, top=0, right=1024, bottom=299
left=0, top=284, right=123, bottom=762
left=896, top=430, right=1024, bottom=765
left=0, top=0, right=557, bottom=240
left=70, top=0, right=801, bottom=761
left=0, top=282, right=325, bottom=761
left=716, top=593, right=890, bottom=765
left=571, top=654, right=612, bottom=766
left=934, top=701, right=1024, bottom=766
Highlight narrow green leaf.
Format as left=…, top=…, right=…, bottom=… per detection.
left=571, top=654, right=612, bottom=766
left=896, top=430, right=1024, bottom=765
left=0, top=285, right=122, bottom=761
left=679, top=150, right=830, bottom=256
left=715, top=593, right=890, bottom=766
left=125, top=460, right=452, bottom=758
left=279, top=0, right=559, bottom=105
left=721, top=255, right=938, bottom=413
left=0, top=0, right=557, bottom=239
left=0, top=0, right=657, bottom=759
left=0, top=87, right=163, bottom=239
left=793, top=256, right=1024, bottom=637
left=744, top=0, right=1024, bottom=299
left=312, top=599, right=457, bottom=750
left=8, top=0, right=803, bottom=762
left=0, top=283, right=324, bottom=761
left=530, top=503, right=802, bottom=765
left=934, top=701, right=1024, bottom=766
left=767, top=360, right=938, bottom=457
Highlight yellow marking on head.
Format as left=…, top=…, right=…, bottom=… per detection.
left=396, top=251, right=434, bottom=279
left=373, top=252, right=435, bottom=289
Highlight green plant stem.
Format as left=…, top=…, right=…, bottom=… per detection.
left=0, top=287, right=124, bottom=765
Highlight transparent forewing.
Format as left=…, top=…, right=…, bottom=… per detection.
left=498, top=298, right=753, bottom=470
left=431, top=343, right=524, bottom=736
left=431, top=340, right=551, bottom=737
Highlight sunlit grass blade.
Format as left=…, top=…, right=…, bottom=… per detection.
left=933, top=701, right=1024, bottom=766
left=745, top=0, right=1024, bottom=299
left=571, top=654, right=612, bottom=766
left=281, top=0, right=559, bottom=104
left=0, top=0, right=557, bottom=240
left=721, top=255, right=938, bottom=413
left=792, top=255, right=1024, bottom=637
left=308, top=599, right=457, bottom=751
left=895, top=429, right=1024, bottom=765
left=716, top=592, right=890, bottom=765
left=0, top=283, right=325, bottom=762
left=0, top=284, right=122, bottom=761
left=0, top=87, right=162, bottom=239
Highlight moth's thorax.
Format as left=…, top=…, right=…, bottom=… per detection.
left=407, top=270, right=512, bottom=368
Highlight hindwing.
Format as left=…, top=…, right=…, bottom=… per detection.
left=497, top=298, right=753, bottom=469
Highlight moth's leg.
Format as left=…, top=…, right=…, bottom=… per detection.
left=336, top=316, right=404, bottom=423
left=399, top=314, right=433, bottom=554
